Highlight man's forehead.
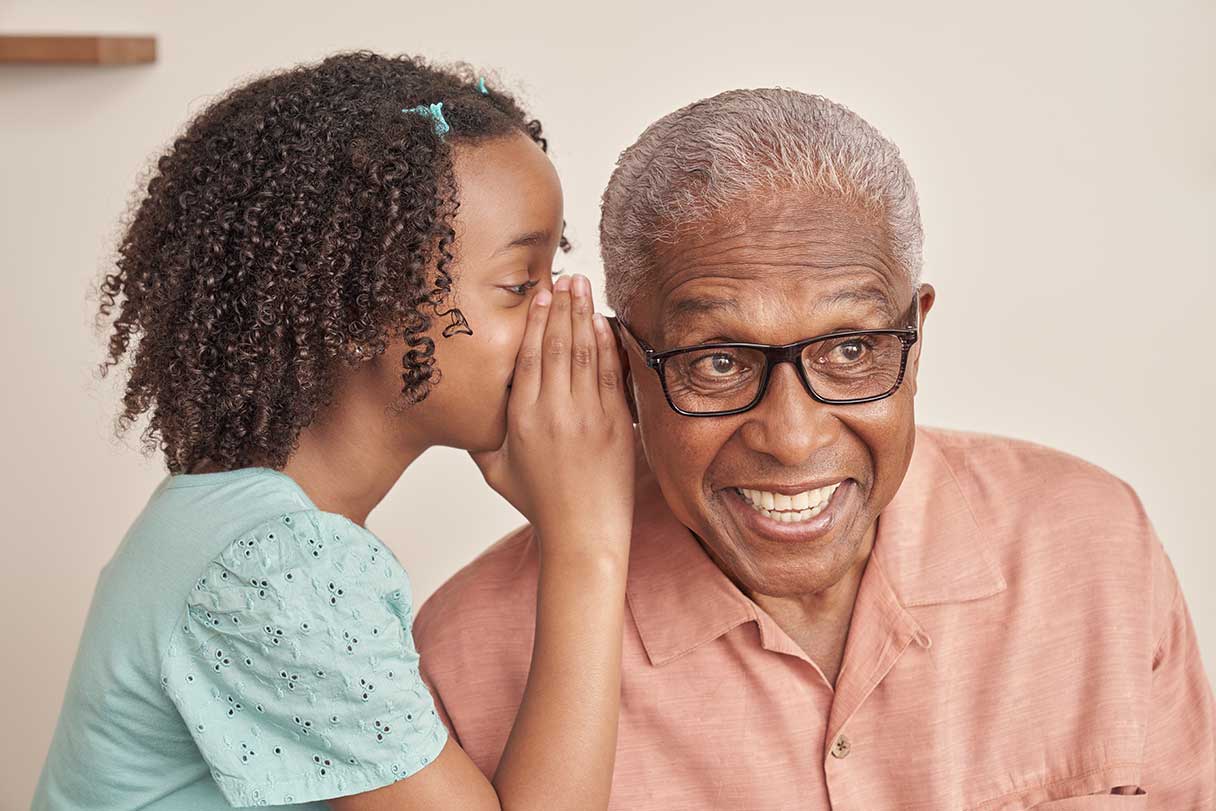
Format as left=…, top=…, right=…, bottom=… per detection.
left=660, top=273, right=903, bottom=332
left=645, top=193, right=903, bottom=311
left=659, top=189, right=891, bottom=254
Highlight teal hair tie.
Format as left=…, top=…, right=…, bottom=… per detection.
left=403, top=101, right=450, bottom=137
left=476, top=76, right=489, bottom=95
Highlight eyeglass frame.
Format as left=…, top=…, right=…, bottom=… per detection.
left=611, top=295, right=921, bottom=418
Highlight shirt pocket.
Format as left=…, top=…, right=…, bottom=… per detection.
left=1030, top=791, right=1147, bottom=810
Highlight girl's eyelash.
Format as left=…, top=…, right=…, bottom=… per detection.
left=504, top=279, right=540, bottom=296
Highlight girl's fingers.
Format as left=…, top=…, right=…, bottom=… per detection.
left=594, top=313, right=628, bottom=416
left=510, top=286, right=551, bottom=404
left=570, top=275, right=600, bottom=401
left=542, top=275, right=573, bottom=399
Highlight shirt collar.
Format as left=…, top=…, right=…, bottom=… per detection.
left=625, top=427, right=1007, bottom=667
left=872, top=427, right=1007, bottom=607
left=624, top=468, right=755, bottom=667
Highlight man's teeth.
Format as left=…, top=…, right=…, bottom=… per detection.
left=735, top=483, right=841, bottom=523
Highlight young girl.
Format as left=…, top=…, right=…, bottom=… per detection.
left=34, top=53, right=635, bottom=810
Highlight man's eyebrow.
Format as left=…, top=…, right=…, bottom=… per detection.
left=813, top=286, right=900, bottom=318
left=664, top=295, right=744, bottom=323
left=492, top=230, right=552, bottom=257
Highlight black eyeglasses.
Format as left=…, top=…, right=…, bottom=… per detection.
left=612, top=296, right=920, bottom=417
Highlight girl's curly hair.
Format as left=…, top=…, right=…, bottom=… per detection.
left=98, top=51, right=565, bottom=474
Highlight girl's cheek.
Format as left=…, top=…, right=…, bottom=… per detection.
left=474, top=311, right=526, bottom=365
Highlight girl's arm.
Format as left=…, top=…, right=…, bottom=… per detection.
left=491, top=534, right=628, bottom=808
left=331, top=274, right=635, bottom=811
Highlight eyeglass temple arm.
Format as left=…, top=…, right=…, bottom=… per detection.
left=608, top=316, right=661, bottom=368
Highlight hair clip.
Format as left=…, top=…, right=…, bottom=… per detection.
left=403, top=101, right=450, bottom=137
left=476, top=76, right=489, bottom=95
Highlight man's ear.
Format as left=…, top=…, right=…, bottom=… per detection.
left=908, top=283, right=936, bottom=395
left=625, top=371, right=638, bottom=424
left=609, top=317, right=639, bottom=423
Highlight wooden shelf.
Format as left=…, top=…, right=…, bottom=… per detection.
left=0, top=35, right=156, bottom=65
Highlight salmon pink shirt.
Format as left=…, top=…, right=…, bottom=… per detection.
left=414, top=428, right=1215, bottom=809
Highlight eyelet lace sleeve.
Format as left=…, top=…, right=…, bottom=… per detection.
left=160, top=510, right=447, bottom=806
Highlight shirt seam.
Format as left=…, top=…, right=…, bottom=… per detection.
left=163, top=467, right=272, bottom=489
left=969, top=759, right=1143, bottom=811
left=163, top=468, right=316, bottom=511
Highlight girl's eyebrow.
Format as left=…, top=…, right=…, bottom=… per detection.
left=491, top=229, right=552, bottom=257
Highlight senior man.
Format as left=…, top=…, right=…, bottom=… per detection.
left=413, top=89, right=1215, bottom=808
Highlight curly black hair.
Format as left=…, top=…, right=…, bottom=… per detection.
left=98, top=51, right=566, bottom=474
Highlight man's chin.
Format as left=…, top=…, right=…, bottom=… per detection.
left=727, top=548, right=864, bottom=600
left=703, top=510, right=870, bottom=599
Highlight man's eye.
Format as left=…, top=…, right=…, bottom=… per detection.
left=837, top=341, right=866, bottom=361
left=708, top=354, right=737, bottom=375
left=692, top=353, right=744, bottom=377
left=826, top=339, right=872, bottom=365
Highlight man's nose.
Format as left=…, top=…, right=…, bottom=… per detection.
left=738, top=362, right=835, bottom=466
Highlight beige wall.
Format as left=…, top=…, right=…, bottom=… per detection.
left=2, top=0, right=1213, bottom=807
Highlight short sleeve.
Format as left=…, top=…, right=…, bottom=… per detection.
left=161, top=510, right=448, bottom=807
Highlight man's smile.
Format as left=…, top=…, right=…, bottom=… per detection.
left=721, top=479, right=857, bottom=543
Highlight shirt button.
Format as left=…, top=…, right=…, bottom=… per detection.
left=831, top=734, right=851, bottom=759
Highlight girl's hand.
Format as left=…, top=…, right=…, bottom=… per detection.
left=471, top=274, right=635, bottom=558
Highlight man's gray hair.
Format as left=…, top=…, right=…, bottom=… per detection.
left=599, top=88, right=923, bottom=317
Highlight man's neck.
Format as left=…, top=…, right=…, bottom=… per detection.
left=747, top=526, right=876, bottom=687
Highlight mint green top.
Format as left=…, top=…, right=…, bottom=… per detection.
left=33, top=468, right=447, bottom=809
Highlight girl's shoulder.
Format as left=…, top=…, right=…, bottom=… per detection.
left=203, top=509, right=401, bottom=581
left=183, top=508, right=414, bottom=632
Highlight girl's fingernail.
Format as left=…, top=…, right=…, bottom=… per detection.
left=535, top=289, right=552, bottom=307
left=554, top=275, right=571, bottom=292
left=574, top=274, right=589, bottom=297
left=592, top=313, right=607, bottom=331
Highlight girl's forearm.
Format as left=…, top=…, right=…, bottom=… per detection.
left=491, top=528, right=629, bottom=811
